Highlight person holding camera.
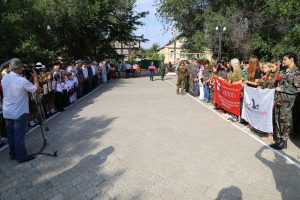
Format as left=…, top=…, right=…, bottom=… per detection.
left=2, top=58, right=39, bottom=163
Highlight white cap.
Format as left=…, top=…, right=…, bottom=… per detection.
left=36, top=63, right=45, bottom=69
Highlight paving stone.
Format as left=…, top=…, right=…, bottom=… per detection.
left=71, top=176, right=84, bottom=186
left=84, top=186, right=101, bottom=199
left=42, top=187, right=59, bottom=199
left=61, top=187, right=81, bottom=199
left=0, top=77, right=299, bottom=200
left=92, top=192, right=112, bottom=200
left=76, top=181, right=93, bottom=193
left=69, top=193, right=87, bottom=200
left=49, top=193, right=64, bottom=200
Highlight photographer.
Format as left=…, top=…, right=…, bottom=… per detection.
left=2, top=58, right=39, bottom=163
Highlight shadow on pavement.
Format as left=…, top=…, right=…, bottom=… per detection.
left=0, top=79, right=128, bottom=199
left=215, top=185, right=242, bottom=200
left=255, top=146, right=300, bottom=200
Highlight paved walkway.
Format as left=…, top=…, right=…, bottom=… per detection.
left=0, top=75, right=300, bottom=200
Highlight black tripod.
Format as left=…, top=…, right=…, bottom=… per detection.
left=29, top=93, right=58, bottom=157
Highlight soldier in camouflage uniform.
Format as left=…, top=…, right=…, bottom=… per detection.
left=270, top=52, right=300, bottom=150
left=176, top=61, right=188, bottom=95
left=292, top=94, right=300, bottom=138
left=159, top=62, right=166, bottom=81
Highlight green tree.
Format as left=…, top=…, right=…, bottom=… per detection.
left=0, top=0, right=148, bottom=64
left=144, top=43, right=161, bottom=60
left=156, top=0, right=300, bottom=60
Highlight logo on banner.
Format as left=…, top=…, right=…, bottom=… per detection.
left=222, top=90, right=237, bottom=98
left=245, top=97, right=267, bottom=116
left=213, top=76, right=241, bottom=116
left=242, top=86, right=275, bottom=133
left=250, top=99, right=259, bottom=110
left=216, top=80, right=221, bottom=92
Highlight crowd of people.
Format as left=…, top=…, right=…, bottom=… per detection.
left=0, top=58, right=142, bottom=163
left=0, top=53, right=299, bottom=163
left=174, top=52, right=300, bottom=150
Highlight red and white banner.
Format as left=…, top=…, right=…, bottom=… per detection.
left=214, top=76, right=242, bottom=116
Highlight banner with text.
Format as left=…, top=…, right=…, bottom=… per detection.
left=241, top=86, right=275, bottom=133
left=214, top=76, right=242, bottom=116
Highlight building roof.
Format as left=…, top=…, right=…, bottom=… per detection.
left=158, top=35, right=183, bottom=51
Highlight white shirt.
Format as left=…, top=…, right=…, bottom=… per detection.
left=67, top=66, right=73, bottom=73
left=55, top=82, right=63, bottom=93
left=73, top=76, right=79, bottom=86
left=73, top=65, right=78, bottom=74
left=2, top=72, right=37, bottom=119
left=91, top=65, right=97, bottom=75
left=125, top=64, right=132, bottom=70
left=82, top=67, right=88, bottom=79
left=65, top=79, right=74, bottom=91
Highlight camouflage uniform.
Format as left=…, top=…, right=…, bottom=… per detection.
left=292, top=93, right=300, bottom=137
left=274, top=66, right=300, bottom=142
left=260, top=72, right=277, bottom=89
left=176, top=64, right=188, bottom=95
left=159, top=63, right=166, bottom=80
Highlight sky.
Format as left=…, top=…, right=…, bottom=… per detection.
left=134, top=0, right=173, bottom=49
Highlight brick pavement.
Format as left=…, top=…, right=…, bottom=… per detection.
left=0, top=75, right=300, bottom=200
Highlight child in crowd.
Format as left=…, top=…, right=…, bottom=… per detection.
left=65, top=73, right=76, bottom=104
left=54, top=74, right=64, bottom=112
left=259, top=63, right=278, bottom=89
left=62, top=73, right=70, bottom=107
left=72, top=72, right=79, bottom=103
left=41, top=73, right=51, bottom=116
left=45, top=72, right=56, bottom=115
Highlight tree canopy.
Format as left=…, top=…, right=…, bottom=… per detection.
left=0, top=0, right=148, bottom=64
left=144, top=43, right=161, bottom=60
left=156, top=0, right=300, bottom=61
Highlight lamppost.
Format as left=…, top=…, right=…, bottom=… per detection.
left=215, top=26, right=226, bottom=61
left=172, top=25, right=177, bottom=64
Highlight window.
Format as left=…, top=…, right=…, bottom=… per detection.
left=180, top=51, right=185, bottom=58
left=170, top=51, right=175, bottom=59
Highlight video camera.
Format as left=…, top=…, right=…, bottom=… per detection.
left=23, top=64, right=34, bottom=80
